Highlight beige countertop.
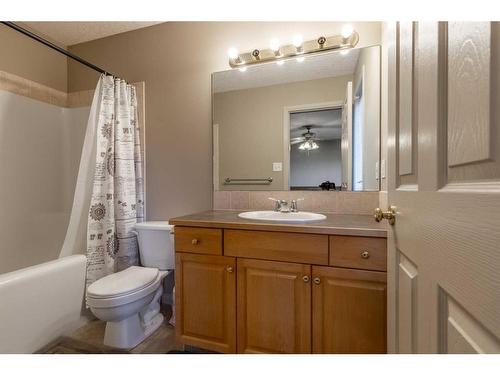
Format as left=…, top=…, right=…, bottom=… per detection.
left=169, top=210, right=388, bottom=238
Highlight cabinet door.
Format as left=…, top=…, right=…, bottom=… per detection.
left=237, top=258, right=311, bottom=353
left=312, top=266, right=387, bottom=353
left=175, top=253, right=236, bottom=353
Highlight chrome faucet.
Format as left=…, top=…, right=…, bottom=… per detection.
left=269, top=197, right=304, bottom=213
left=268, top=198, right=290, bottom=212
left=290, top=198, right=304, bottom=213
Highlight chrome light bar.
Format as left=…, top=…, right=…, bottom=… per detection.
left=228, top=31, right=359, bottom=68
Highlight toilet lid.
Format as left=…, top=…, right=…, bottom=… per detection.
left=135, top=221, right=173, bottom=231
left=87, top=266, right=159, bottom=298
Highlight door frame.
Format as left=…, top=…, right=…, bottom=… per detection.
left=352, top=67, right=366, bottom=191
left=282, top=101, right=344, bottom=190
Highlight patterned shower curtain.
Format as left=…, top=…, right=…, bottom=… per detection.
left=86, top=75, right=144, bottom=287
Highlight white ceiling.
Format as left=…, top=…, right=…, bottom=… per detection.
left=213, top=48, right=361, bottom=93
left=290, top=109, right=343, bottom=141
left=20, top=22, right=163, bottom=47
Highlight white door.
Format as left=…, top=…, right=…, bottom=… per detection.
left=341, top=81, right=353, bottom=190
left=386, top=21, right=500, bottom=353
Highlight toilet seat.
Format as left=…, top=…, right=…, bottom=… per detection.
left=87, top=266, right=162, bottom=308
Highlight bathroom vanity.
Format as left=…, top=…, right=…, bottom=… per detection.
left=170, top=210, right=388, bottom=354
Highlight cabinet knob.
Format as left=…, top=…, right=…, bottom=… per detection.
left=361, top=251, right=370, bottom=259
left=226, top=266, right=234, bottom=273
left=302, top=275, right=310, bottom=283
left=191, top=239, right=199, bottom=245
left=313, top=277, right=321, bottom=285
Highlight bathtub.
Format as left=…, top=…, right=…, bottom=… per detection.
left=0, top=254, right=87, bottom=353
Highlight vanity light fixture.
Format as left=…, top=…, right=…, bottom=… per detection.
left=251, top=49, right=261, bottom=61
left=228, top=28, right=359, bottom=68
left=227, top=47, right=241, bottom=63
left=341, top=24, right=354, bottom=39
left=292, top=34, right=304, bottom=52
left=317, top=36, right=327, bottom=48
left=270, top=38, right=281, bottom=56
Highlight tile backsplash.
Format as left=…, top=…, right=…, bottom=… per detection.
left=213, top=191, right=380, bottom=215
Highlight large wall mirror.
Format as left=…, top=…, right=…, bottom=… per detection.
left=212, top=45, right=380, bottom=192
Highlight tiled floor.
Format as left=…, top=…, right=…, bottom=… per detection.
left=39, top=308, right=184, bottom=354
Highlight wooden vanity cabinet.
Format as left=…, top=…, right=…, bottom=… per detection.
left=236, top=259, right=311, bottom=353
left=174, top=225, right=387, bottom=354
left=312, top=266, right=387, bottom=353
left=175, top=252, right=236, bottom=353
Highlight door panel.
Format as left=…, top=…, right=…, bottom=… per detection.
left=397, top=253, right=418, bottom=353
left=312, top=266, right=387, bottom=353
left=439, top=290, right=500, bottom=353
left=386, top=21, right=500, bottom=354
left=447, top=22, right=491, bottom=168
left=237, top=259, right=311, bottom=353
left=446, top=22, right=500, bottom=184
left=175, top=253, right=236, bottom=353
left=398, top=21, right=415, bottom=178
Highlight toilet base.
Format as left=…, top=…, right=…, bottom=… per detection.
left=103, top=310, right=164, bottom=349
left=103, top=285, right=165, bottom=349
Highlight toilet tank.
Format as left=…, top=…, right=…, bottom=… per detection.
left=135, top=221, right=174, bottom=270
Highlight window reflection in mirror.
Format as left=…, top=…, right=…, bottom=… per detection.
left=212, top=45, right=380, bottom=192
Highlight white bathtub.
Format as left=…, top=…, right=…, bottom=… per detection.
left=0, top=254, right=87, bottom=353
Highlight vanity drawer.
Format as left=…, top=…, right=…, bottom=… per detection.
left=329, top=235, right=387, bottom=272
left=224, top=229, right=329, bottom=265
left=175, top=226, right=222, bottom=255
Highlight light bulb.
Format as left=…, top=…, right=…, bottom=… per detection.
left=227, top=47, right=239, bottom=60
left=296, top=56, right=305, bottom=63
left=341, top=25, right=354, bottom=39
left=270, top=38, right=280, bottom=52
left=238, top=66, right=247, bottom=72
left=276, top=60, right=285, bottom=66
left=292, top=34, right=303, bottom=48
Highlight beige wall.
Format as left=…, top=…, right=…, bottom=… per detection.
left=214, top=76, right=352, bottom=191
left=0, top=23, right=68, bottom=92
left=67, top=22, right=382, bottom=219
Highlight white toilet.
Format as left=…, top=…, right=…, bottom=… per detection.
left=87, top=221, right=174, bottom=349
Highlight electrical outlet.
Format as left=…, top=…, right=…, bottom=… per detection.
left=273, top=162, right=282, bottom=172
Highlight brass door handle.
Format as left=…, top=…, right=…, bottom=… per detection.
left=313, top=277, right=321, bottom=285
left=191, top=239, right=199, bottom=245
left=226, top=266, right=233, bottom=273
left=374, top=206, right=396, bottom=225
left=302, top=275, right=310, bottom=283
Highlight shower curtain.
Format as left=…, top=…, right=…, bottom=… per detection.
left=83, top=75, right=144, bottom=287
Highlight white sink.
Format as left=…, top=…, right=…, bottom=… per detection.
left=238, top=210, right=327, bottom=223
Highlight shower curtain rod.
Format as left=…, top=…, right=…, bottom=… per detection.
left=1, top=21, right=118, bottom=78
